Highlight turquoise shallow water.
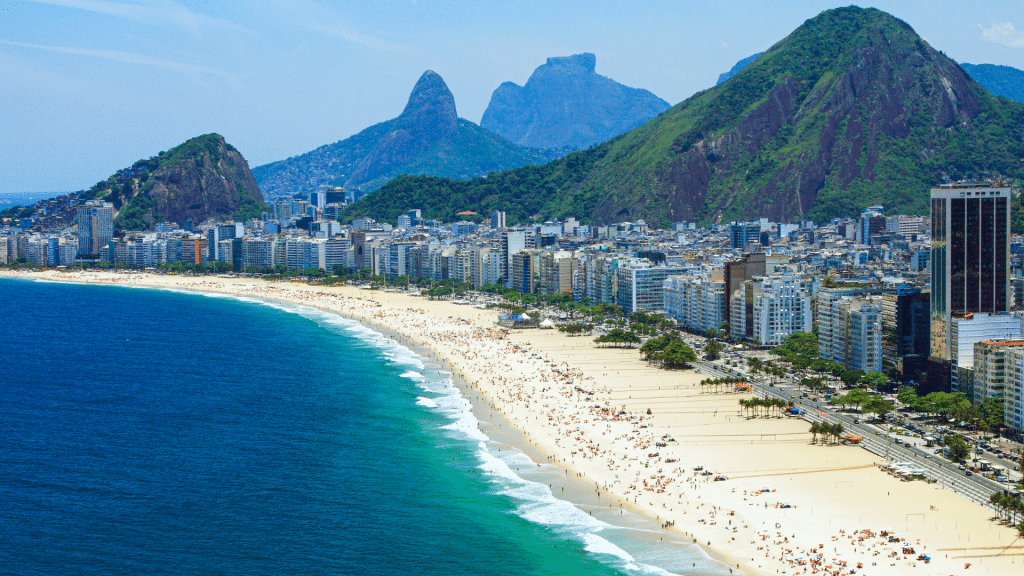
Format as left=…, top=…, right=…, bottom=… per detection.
left=0, top=278, right=726, bottom=575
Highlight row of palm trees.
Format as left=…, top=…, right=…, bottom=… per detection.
left=699, top=377, right=747, bottom=394
left=809, top=421, right=847, bottom=445
left=989, top=492, right=1024, bottom=535
left=747, top=357, right=787, bottom=384
left=738, top=397, right=791, bottom=418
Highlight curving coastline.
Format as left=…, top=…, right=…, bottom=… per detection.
left=6, top=269, right=1019, bottom=576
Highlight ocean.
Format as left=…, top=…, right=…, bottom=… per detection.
left=0, top=192, right=65, bottom=207
left=0, top=278, right=727, bottom=575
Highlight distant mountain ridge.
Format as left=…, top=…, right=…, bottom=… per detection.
left=344, top=7, right=1024, bottom=227
left=716, top=53, right=763, bottom=85
left=251, top=71, right=559, bottom=199
left=960, top=63, right=1024, bottom=104
left=480, top=53, right=670, bottom=150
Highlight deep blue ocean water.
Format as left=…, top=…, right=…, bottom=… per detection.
left=0, top=279, right=724, bottom=576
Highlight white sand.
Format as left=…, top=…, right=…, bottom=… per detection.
left=8, top=269, right=1021, bottom=576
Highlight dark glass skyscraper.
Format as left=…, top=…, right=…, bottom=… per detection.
left=930, top=183, right=1011, bottom=364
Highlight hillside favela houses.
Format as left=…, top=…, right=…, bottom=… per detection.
left=3, top=181, right=1024, bottom=441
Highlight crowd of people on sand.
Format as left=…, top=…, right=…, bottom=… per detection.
left=16, top=270, right=981, bottom=576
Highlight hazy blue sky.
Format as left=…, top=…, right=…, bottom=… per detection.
left=2, top=0, right=1023, bottom=194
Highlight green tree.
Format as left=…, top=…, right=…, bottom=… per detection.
left=863, top=397, right=894, bottom=422
left=705, top=339, right=723, bottom=360
left=944, top=435, right=970, bottom=462
left=861, top=371, right=889, bottom=390
left=840, top=369, right=866, bottom=388
left=897, top=386, right=919, bottom=408
left=843, top=388, right=871, bottom=412
left=977, top=398, right=1005, bottom=430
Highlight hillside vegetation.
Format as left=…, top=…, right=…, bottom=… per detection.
left=347, top=7, right=1024, bottom=227
left=81, top=134, right=267, bottom=231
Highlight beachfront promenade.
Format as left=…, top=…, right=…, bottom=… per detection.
left=693, top=362, right=1011, bottom=511
left=8, top=269, right=1022, bottom=576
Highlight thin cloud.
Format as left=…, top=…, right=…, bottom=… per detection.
left=264, top=0, right=405, bottom=52
left=0, top=40, right=229, bottom=76
left=978, top=22, right=1024, bottom=48
left=28, top=0, right=250, bottom=34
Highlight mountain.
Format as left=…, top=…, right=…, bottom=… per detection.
left=344, top=7, right=1024, bottom=227
left=79, top=134, right=267, bottom=231
left=480, top=53, right=670, bottom=151
left=251, top=71, right=560, bottom=199
left=717, top=53, right=763, bottom=85
left=961, top=63, right=1024, bottom=104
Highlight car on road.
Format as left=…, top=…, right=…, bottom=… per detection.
left=853, top=419, right=860, bottom=424
left=958, top=465, right=966, bottom=470
left=933, top=449, right=942, bottom=454
left=966, top=471, right=973, bottom=476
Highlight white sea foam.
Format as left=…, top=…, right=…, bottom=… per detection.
left=440, top=414, right=490, bottom=442
left=415, top=397, right=439, bottom=408
left=400, top=371, right=424, bottom=380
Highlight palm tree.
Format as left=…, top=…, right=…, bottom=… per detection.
left=810, top=422, right=820, bottom=444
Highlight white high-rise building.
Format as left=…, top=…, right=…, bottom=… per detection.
left=663, top=273, right=725, bottom=334
left=482, top=250, right=503, bottom=287
left=750, top=275, right=813, bottom=347
left=501, top=230, right=527, bottom=287
left=817, top=293, right=884, bottom=371
left=949, top=313, right=1022, bottom=392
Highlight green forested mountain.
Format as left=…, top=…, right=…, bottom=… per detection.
left=252, top=71, right=560, bottom=199
left=80, top=134, right=267, bottom=231
left=345, top=7, right=1024, bottom=227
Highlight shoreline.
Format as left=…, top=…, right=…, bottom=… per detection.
left=10, top=271, right=733, bottom=574
left=7, top=269, right=1021, bottom=576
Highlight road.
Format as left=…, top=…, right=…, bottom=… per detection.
left=693, top=360, right=1011, bottom=511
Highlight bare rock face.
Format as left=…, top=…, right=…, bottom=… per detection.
left=481, top=53, right=670, bottom=150
left=399, top=70, right=459, bottom=140
left=145, top=142, right=263, bottom=226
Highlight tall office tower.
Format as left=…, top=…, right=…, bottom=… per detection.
left=491, top=210, right=506, bottom=229
left=929, top=182, right=1011, bottom=392
left=75, top=200, right=114, bottom=258
left=881, top=288, right=930, bottom=381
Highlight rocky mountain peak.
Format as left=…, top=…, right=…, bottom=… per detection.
left=543, top=53, right=596, bottom=74
left=481, top=53, right=669, bottom=150
left=400, top=70, right=459, bottom=141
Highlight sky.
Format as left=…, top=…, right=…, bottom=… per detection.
left=2, top=0, right=1023, bottom=195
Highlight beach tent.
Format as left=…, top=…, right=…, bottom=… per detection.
left=498, top=313, right=540, bottom=328
left=539, top=318, right=555, bottom=329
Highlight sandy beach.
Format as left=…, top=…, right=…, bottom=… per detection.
left=8, top=268, right=1022, bottom=576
